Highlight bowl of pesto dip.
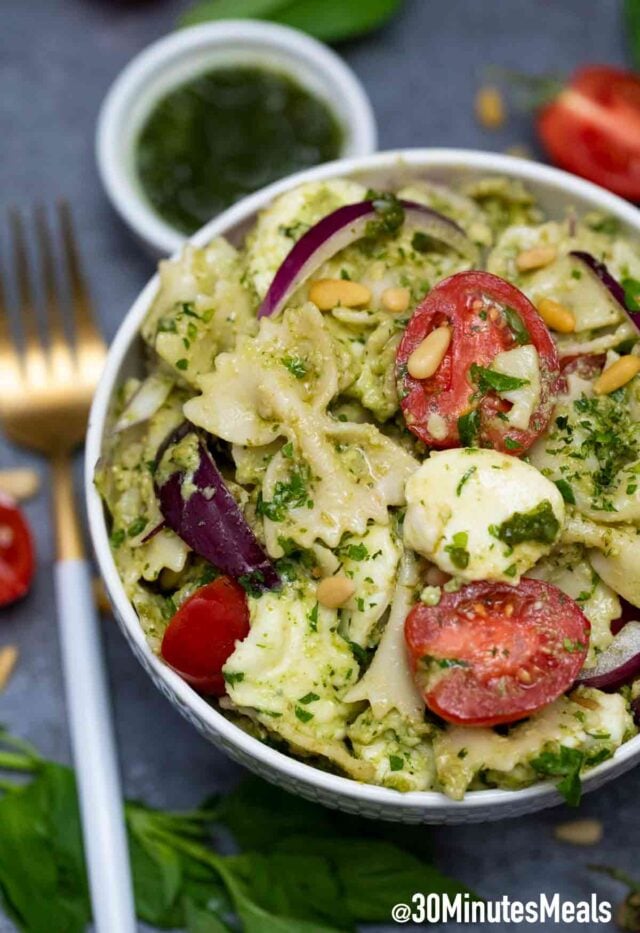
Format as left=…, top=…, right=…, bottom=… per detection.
left=96, top=21, right=377, bottom=256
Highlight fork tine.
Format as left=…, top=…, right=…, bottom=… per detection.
left=35, top=205, right=73, bottom=379
left=57, top=201, right=105, bottom=380
left=10, top=208, right=48, bottom=387
left=0, top=255, right=22, bottom=395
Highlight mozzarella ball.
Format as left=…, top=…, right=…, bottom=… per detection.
left=404, top=448, right=565, bottom=582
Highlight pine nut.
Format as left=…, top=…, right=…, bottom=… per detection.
left=0, top=645, right=18, bottom=693
left=516, top=246, right=557, bottom=272
left=570, top=692, right=599, bottom=711
left=407, top=326, right=451, bottom=379
left=0, top=468, right=40, bottom=501
left=554, top=818, right=603, bottom=846
left=381, top=286, right=410, bottom=313
left=475, top=86, right=506, bottom=130
left=309, top=278, right=371, bottom=311
left=316, top=575, right=355, bottom=608
left=593, top=355, right=640, bottom=395
left=537, top=298, right=576, bottom=333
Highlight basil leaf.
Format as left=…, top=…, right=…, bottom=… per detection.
left=470, top=363, right=529, bottom=393
left=181, top=0, right=405, bottom=43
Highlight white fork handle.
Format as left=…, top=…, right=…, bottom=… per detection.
left=55, top=558, right=137, bottom=933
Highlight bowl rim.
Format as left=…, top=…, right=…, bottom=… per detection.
left=87, top=148, right=640, bottom=815
left=95, top=20, right=377, bottom=257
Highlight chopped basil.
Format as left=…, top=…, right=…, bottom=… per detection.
left=554, top=479, right=576, bottom=504
left=470, top=363, right=529, bottom=393
left=444, top=531, right=470, bottom=569
left=298, top=692, right=320, bottom=705
left=388, top=755, right=404, bottom=772
left=456, top=466, right=477, bottom=496
left=622, top=276, right=640, bottom=312
left=502, top=306, right=530, bottom=346
left=127, top=517, right=148, bottom=538
left=458, top=409, right=480, bottom=447
left=224, top=672, right=245, bottom=685
left=109, top=528, right=125, bottom=548
left=175, top=358, right=189, bottom=371
left=294, top=706, right=314, bottom=724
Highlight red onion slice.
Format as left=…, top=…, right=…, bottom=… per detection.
left=258, top=199, right=478, bottom=319
left=155, top=427, right=279, bottom=591
left=577, top=621, right=640, bottom=691
left=570, top=250, right=640, bottom=334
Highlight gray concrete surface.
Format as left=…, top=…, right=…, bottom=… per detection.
left=0, top=0, right=637, bottom=930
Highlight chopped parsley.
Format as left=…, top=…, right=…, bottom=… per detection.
left=281, top=355, right=308, bottom=379
left=388, top=755, right=404, bottom=772
left=530, top=746, right=585, bottom=807
left=495, top=500, right=560, bottom=547
left=256, top=466, right=311, bottom=522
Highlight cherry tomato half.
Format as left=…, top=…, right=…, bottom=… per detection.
left=0, top=495, right=34, bottom=608
left=161, top=577, right=250, bottom=696
left=396, top=271, right=561, bottom=454
left=538, top=66, right=640, bottom=201
left=404, top=578, right=590, bottom=727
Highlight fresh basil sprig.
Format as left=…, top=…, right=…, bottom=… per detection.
left=180, top=0, right=405, bottom=43
left=0, top=728, right=474, bottom=932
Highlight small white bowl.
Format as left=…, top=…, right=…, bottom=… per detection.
left=87, top=149, right=640, bottom=823
left=96, top=21, right=377, bottom=257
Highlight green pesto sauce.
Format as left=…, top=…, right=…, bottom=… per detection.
left=136, top=67, right=343, bottom=235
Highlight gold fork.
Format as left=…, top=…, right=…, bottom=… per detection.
left=0, top=204, right=136, bottom=932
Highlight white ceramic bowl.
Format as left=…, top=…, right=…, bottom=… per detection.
left=96, top=21, right=377, bottom=257
left=87, top=149, right=640, bottom=823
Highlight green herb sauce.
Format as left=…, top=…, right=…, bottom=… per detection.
left=136, top=67, right=344, bottom=235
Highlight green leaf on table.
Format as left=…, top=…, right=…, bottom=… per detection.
left=0, top=763, right=91, bottom=933
left=274, top=835, right=473, bottom=923
left=625, top=0, right=640, bottom=70
left=181, top=0, right=292, bottom=27
left=211, top=776, right=336, bottom=849
left=0, top=732, right=476, bottom=933
left=180, top=0, right=404, bottom=43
